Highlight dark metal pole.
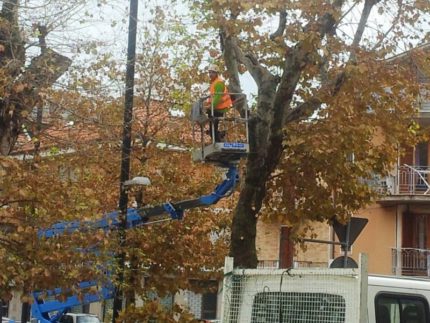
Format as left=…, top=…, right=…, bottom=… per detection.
left=21, top=302, right=30, bottom=323
left=343, top=220, right=351, bottom=268
left=112, top=0, right=138, bottom=322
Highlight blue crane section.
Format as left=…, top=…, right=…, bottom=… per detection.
left=31, top=281, right=114, bottom=323
left=32, top=164, right=239, bottom=323
left=31, top=94, right=249, bottom=323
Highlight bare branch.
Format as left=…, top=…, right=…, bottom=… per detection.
left=351, top=0, right=381, bottom=60
left=371, top=0, right=404, bottom=51
left=339, top=2, right=359, bottom=23
left=270, top=11, right=287, bottom=40
left=304, top=0, right=380, bottom=116
left=289, top=0, right=389, bottom=127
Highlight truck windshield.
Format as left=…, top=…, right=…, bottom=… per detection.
left=76, top=317, right=100, bottom=323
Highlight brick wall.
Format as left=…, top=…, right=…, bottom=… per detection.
left=295, top=221, right=331, bottom=264
left=256, top=221, right=280, bottom=262
left=256, top=220, right=331, bottom=266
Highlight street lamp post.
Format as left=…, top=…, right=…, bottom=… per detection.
left=111, top=0, right=138, bottom=322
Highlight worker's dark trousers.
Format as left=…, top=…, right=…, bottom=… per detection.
left=207, top=109, right=223, bottom=142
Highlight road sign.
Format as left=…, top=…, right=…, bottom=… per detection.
left=333, top=217, right=368, bottom=250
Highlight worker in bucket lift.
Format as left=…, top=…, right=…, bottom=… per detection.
left=204, top=64, right=233, bottom=142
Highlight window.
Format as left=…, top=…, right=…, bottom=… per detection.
left=76, top=316, right=100, bottom=323
left=58, top=315, right=73, bottom=323
left=82, top=304, right=90, bottom=314
left=251, top=292, right=346, bottom=323
left=188, top=279, right=219, bottom=320
left=0, top=301, right=8, bottom=318
left=58, top=315, right=100, bottom=323
left=375, top=293, right=429, bottom=323
left=201, top=292, right=217, bottom=320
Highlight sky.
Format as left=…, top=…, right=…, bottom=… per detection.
left=15, top=0, right=430, bottom=104
left=16, top=0, right=258, bottom=101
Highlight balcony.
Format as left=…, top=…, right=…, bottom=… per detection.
left=371, top=165, right=430, bottom=203
left=392, top=248, right=430, bottom=276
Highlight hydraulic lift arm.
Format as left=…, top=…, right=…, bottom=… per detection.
left=32, top=165, right=238, bottom=322
left=39, top=165, right=238, bottom=238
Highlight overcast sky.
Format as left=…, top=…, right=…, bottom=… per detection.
left=17, top=0, right=430, bottom=103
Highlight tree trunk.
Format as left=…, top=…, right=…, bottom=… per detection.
left=229, top=82, right=279, bottom=268
left=224, top=2, right=345, bottom=269
left=230, top=186, right=259, bottom=268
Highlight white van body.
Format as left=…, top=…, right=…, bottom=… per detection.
left=220, top=256, right=430, bottom=323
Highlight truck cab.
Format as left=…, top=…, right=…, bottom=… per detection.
left=368, top=275, right=430, bottom=323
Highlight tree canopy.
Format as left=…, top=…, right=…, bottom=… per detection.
left=1, top=0, right=430, bottom=321
left=0, top=1, right=231, bottom=320
left=188, top=0, right=430, bottom=267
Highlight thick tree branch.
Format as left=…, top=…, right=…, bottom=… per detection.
left=351, top=0, right=381, bottom=60
left=285, top=98, right=322, bottom=124
left=34, top=25, right=49, bottom=157
left=286, top=71, right=347, bottom=123
left=37, top=25, right=48, bottom=54
left=1, top=0, right=18, bottom=23
left=264, top=0, right=347, bottom=180
left=281, top=0, right=374, bottom=126
left=273, top=1, right=346, bottom=128
left=226, top=35, right=275, bottom=89
left=353, top=0, right=381, bottom=47
left=0, top=199, right=36, bottom=207
left=270, top=11, right=287, bottom=40
left=20, top=49, right=71, bottom=88
left=220, top=30, right=247, bottom=116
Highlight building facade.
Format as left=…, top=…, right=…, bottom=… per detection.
left=257, top=44, right=430, bottom=277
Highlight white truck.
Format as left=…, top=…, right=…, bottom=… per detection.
left=220, top=254, right=430, bottom=323
left=56, top=313, right=100, bottom=323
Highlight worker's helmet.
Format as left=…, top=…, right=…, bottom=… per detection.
left=208, top=64, right=219, bottom=73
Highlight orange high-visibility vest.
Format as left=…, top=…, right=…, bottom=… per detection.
left=208, top=76, right=233, bottom=112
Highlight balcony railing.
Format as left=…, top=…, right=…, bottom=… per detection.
left=257, top=260, right=327, bottom=269
left=294, top=260, right=328, bottom=268
left=371, top=165, right=430, bottom=196
left=257, top=260, right=279, bottom=269
left=392, top=248, right=430, bottom=276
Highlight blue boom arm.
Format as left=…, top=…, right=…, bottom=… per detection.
left=39, top=165, right=238, bottom=238
left=32, top=165, right=238, bottom=322
left=32, top=281, right=114, bottom=323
